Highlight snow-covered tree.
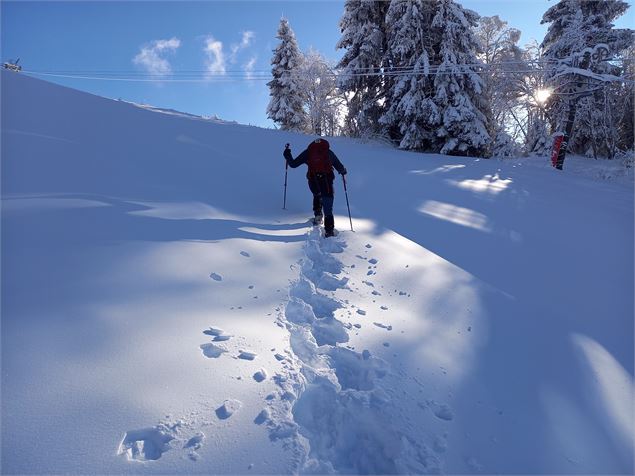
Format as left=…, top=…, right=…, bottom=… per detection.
left=541, top=0, right=631, bottom=64
left=475, top=15, right=525, bottom=141
left=518, top=41, right=553, bottom=146
left=476, top=15, right=523, bottom=67
left=299, top=49, right=345, bottom=136
left=525, top=110, right=552, bottom=155
left=540, top=0, right=633, bottom=158
left=491, top=130, right=521, bottom=159
left=573, top=89, right=619, bottom=159
left=266, top=18, right=306, bottom=131
left=336, top=0, right=390, bottom=137
left=380, top=0, right=440, bottom=149
left=616, top=44, right=635, bottom=152
left=431, top=0, right=490, bottom=156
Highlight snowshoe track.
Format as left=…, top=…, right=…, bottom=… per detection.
left=263, top=226, right=440, bottom=474
left=116, top=225, right=442, bottom=472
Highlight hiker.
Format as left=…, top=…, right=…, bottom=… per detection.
left=284, top=138, right=347, bottom=237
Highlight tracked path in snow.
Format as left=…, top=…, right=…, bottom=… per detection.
left=116, top=225, right=449, bottom=471
left=264, top=226, right=442, bottom=474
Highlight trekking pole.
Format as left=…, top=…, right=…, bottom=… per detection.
left=342, top=175, right=354, bottom=232
left=283, top=144, right=289, bottom=209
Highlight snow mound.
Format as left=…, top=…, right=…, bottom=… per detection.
left=118, top=426, right=175, bottom=462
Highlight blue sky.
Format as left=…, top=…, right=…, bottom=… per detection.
left=2, top=1, right=633, bottom=127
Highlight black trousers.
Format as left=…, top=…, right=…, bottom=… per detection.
left=307, top=172, right=334, bottom=217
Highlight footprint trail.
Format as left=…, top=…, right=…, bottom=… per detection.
left=261, top=227, right=441, bottom=473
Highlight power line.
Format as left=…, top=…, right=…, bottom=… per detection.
left=23, top=70, right=634, bottom=84
left=17, top=70, right=526, bottom=83
left=19, top=57, right=634, bottom=83
left=22, top=57, right=635, bottom=75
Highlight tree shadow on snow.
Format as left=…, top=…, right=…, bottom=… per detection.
left=340, top=155, right=633, bottom=474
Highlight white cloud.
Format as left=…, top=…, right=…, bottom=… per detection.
left=241, top=31, right=255, bottom=48
left=133, top=37, right=181, bottom=75
left=229, top=30, right=255, bottom=63
left=204, top=36, right=226, bottom=74
left=244, top=56, right=257, bottom=79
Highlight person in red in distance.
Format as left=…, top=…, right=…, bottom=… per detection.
left=284, top=138, right=347, bottom=237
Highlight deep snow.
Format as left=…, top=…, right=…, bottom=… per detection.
left=1, top=70, right=633, bottom=474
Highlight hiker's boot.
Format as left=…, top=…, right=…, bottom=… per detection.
left=324, top=215, right=335, bottom=237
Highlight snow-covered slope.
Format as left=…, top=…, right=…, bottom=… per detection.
left=2, top=70, right=633, bottom=474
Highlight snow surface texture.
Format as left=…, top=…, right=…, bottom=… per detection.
left=1, top=70, right=634, bottom=474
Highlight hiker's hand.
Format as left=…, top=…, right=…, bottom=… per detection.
left=283, top=148, right=292, bottom=160
left=340, top=168, right=347, bottom=176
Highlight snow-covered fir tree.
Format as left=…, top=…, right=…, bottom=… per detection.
left=541, top=0, right=633, bottom=158
left=431, top=0, right=490, bottom=156
left=525, top=113, right=552, bottom=155
left=616, top=43, right=635, bottom=152
left=491, top=129, right=521, bottom=159
left=336, top=0, right=390, bottom=137
left=266, top=18, right=306, bottom=131
left=380, top=0, right=440, bottom=150
left=541, top=0, right=631, bottom=64
left=574, top=89, right=622, bottom=159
